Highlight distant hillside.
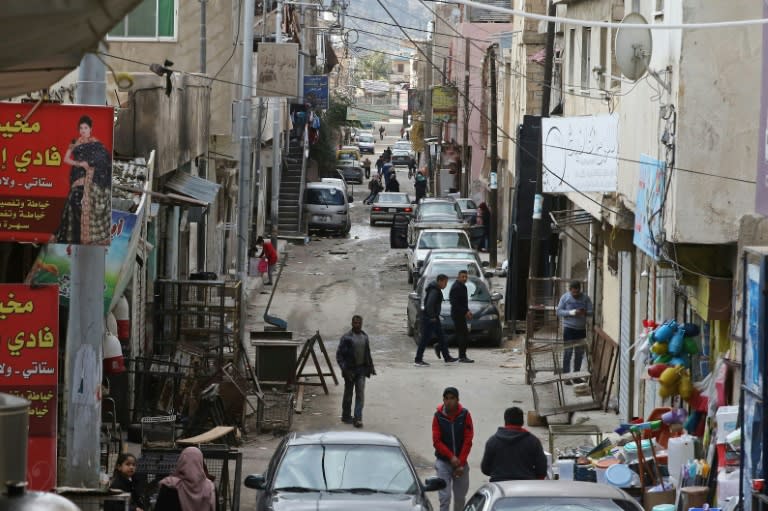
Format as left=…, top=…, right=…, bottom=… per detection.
left=345, top=0, right=431, bottom=53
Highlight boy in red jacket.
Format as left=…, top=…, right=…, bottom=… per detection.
left=432, top=387, right=473, bottom=511
left=256, top=236, right=278, bottom=285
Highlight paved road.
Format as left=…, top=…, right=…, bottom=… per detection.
left=238, top=135, right=617, bottom=509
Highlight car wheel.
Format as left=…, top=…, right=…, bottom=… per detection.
left=489, top=326, right=503, bottom=347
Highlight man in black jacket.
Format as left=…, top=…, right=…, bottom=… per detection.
left=336, top=315, right=376, bottom=428
left=415, top=275, right=457, bottom=366
left=480, top=407, right=548, bottom=481
left=449, top=270, right=474, bottom=363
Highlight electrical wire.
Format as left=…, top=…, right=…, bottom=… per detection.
left=209, top=0, right=243, bottom=86
left=345, top=12, right=493, bottom=42
left=422, top=0, right=768, bottom=30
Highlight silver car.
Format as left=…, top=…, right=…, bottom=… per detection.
left=464, top=480, right=643, bottom=511
left=454, top=198, right=478, bottom=224
left=370, top=192, right=413, bottom=225
left=304, top=183, right=351, bottom=235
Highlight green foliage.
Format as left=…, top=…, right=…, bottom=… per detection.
left=309, top=96, right=352, bottom=176
left=355, top=53, right=390, bottom=83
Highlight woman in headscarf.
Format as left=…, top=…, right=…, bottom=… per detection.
left=156, top=447, right=216, bottom=511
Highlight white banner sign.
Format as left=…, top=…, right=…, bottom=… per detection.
left=542, top=114, right=619, bottom=193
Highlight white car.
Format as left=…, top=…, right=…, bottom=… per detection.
left=355, top=133, right=376, bottom=154
left=406, top=229, right=472, bottom=284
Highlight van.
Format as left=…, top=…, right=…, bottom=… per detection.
left=304, top=182, right=351, bottom=235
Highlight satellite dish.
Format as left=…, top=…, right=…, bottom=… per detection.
left=614, top=13, right=652, bottom=81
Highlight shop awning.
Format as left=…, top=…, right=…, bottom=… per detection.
left=0, top=0, right=142, bottom=99
left=165, top=171, right=221, bottom=205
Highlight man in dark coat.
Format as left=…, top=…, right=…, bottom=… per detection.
left=336, top=315, right=376, bottom=428
left=414, top=170, right=428, bottom=203
left=449, top=270, right=474, bottom=363
left=386, top=173, right=400, bottom=192
left=480, top=407, right=548, bottom=481
left=415, top=275, right=457, bottom=365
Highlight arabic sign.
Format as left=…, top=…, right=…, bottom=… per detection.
left=541, top=114, right=619, bottom=193
left=28, top=209, right=139, bottom=314
left=0, top=284, right=59, bottom=491
left=303, top=75, right=329, bottom=109
left=0, top=102, right=114, bottom=244
left=633, top=154, right=666, bottom=259
left=431, top=86, right=458, bottom=123
left=256, top=43, right=299, bottom=97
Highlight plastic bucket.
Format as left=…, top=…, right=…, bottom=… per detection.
left=557, top=459, right=575, bottom=481
left=605, top=463, right=634, bottom=488
left=596, top=458, right=619, bottom=485
left=623, top=439, right=653, bottom=462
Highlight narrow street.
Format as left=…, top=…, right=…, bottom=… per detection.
left=239, top=135, right=616, bottom=508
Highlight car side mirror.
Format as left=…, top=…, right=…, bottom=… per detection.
left=244, top=474, right=267, bottom=490
left=424, top=476, right=447, bottom=492
left=491, top=292, right=503, bottom=302
left=481, top=261, right=490, bottom=267
left=408, top=292, right=419, bottom=301
left=484, top=271, right=494, bottom=279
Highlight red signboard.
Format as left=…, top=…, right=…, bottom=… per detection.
left=0, top=284, right=59, bottom=490
left=0, top=102, right=113, bottom=244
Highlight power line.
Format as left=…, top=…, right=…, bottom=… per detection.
left=345, top=12, right=493, bottom=42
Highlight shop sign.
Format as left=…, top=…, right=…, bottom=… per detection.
left=633, top=154, right=666, bottom=259
left=431, top=86, right=458, bottom=123
left=257, top=43, right=299, bottom=97
left=0, top=102, right=114, bottom=244
left=0, top=284, right=59, bottom=490
left=303, top=75, right=329, bottom=110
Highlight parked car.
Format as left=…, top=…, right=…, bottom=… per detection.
left=304, top=182, right=351, bottom=235
left=394, top=140, right=415, bottom=158
left=391, top=149, right=411, bottom=167
left=407, top=228, right=471, bottom=284
left=336, top=160, right=364, bottom=184
left=321, top=177, right=353, bottom=203
left=243, top=430, right=446, bottom=511
left=414, top=258, right=491, bottom=290
left=417, top=248, right=487, bottom=280
left=412, top=198, right=464, bottom=224
left=337, top=146, right=361, bottom=162
left=355, top=133, right=376, bottom=154
left=463, top=480, right=644, bottom=511
left=452, top=198, right=478, bottom=224
left=407, top=276, right=503, bottom=346
left=370, top=192, right=413, bottom=225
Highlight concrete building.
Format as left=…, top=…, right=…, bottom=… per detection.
left=547, top=0, right=760, bottom=420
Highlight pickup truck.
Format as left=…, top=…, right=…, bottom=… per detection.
left=406, top=228, right=472, bottom=284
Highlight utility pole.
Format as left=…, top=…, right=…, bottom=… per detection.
left=424, top=37, right=434, bottom=195
left=64, top=50, right=105, bottom=487
left=488, top=44, right=499, bottom=267
left=236, top=0, right=255, bottom=347
left=528, top=0, right=556, bottom=278
left=200, top=0, right=207, bottom=73
left=271, top=0, right=283, bottom=244
left=461, top=36, right=470, bottom=197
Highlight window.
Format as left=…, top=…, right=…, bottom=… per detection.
left=654, top=0, right=664, bottom=21
left=397, top=63, right=405, bottom=73
left=599, top=27, right=608, bottom=89
left=108, top=0, right=177, bottom=40
left=580, top=27, right=592, bottom=91
left=567, top=29, right=576, bottom=89
left=631, top=0, right=640, bottom=13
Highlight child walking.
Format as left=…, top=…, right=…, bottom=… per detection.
left=109, top=453, right=147, bottom=511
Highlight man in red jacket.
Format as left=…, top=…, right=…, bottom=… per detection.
left=432, top=387, right=473, bottom=511
left=255, top=236, right=278, bottom=285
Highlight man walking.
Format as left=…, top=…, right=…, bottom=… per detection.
left=480, top=407, right=548, bottom=481
left=433, top=387, right=473, bottom=511
left=449, top=270, right=474, bottom=363
left=336, top=315, right=376, bottom=428
left=556, top=280, right=593, bottom=384
left=415, top=274, right=457, bottom=366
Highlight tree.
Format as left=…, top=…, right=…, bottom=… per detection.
left=309, top=95, right=352, bottom=176
left=356, top=53, right=389, bottom=82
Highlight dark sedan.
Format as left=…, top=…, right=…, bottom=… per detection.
left=391, top=149, right=411, bottom=167
left=370, top=192, right=413, bottom=225
left=337, top=161, right=364, bottom=184
left=244, top=430, right=445, bottom=511
left=407, top=276, right=503, bottom=346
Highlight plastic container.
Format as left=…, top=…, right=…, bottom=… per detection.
left=667, top=435, right=696, bottom=484
left=557, top=459, right=575, bottom=481
left=605, top=463, right=634, bottom=488
left=652, top=505, right=676, bottom=511
left=596, top=458, right=619, bottom=484
left=716, top=406, right=739, bottom=444
left=623, top=439, right=653, bottom=462
left=717, top=469, right=741, bottom=508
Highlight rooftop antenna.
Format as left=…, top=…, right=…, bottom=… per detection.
left=614, top=13, right=670, bottom=93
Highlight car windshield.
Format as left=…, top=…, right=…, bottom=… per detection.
left=440, top=279, right=490, bottom=301
left=420, top=203, right=459, bottom=219
left=306, top=188, right=345, bottom=206
left=337, top=160, right=358, bottom=167
left=430, top=252, right=475, bottom=262
left=358, top=135, right=374, bottom=143
left=338, top=153, right=355, bottom=160
left=458, top=199, right=477, bottom=210
left=491, top=497, right=639, bottom=511
left=377, top=194, right=409, bottom=204
left=393, top=150, right=410, bottom=155
left=418, top=232, right=470, bottom=249
left=273, top=444, right=418, bottom=494
left=394, top=142, right=412, bottom=151
left=427, top=261, right=480, bottom=278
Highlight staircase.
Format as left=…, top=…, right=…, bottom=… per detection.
left=277, top=141, right=305, bottom=236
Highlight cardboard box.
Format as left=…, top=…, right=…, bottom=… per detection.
left=643, top=488, right=675, bottom=511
